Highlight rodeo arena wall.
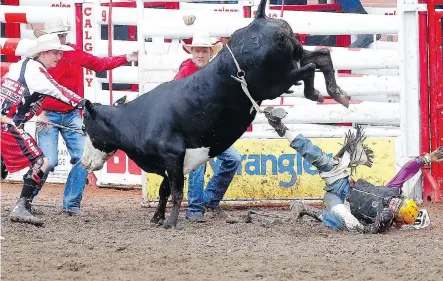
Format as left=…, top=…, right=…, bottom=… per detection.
left=1, top=0, right=442, bottom=205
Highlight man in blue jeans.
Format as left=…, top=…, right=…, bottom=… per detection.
left=186, top=147, right=241, bottom=222
left=337, top=0, right=381, bottom=48
left=31, top=17, right=138, bottom=215
left=35, top=110, right=88, bottom=214
left=174, top=30, right=242, bottom=223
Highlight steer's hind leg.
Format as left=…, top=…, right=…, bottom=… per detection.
left=301, top=49, right=350, bottom=108
left=268, top=63, right=317, bottom=99
left=151, top=177, right=171, bottom=226
left=296, top=62, right=324, bottom=103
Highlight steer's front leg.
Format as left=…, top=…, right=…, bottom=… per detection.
left=151, top=177, right=171, bottom=225
left=301, top=48, right=350, bottom=108
left=162, top=154, right=185, bottom=229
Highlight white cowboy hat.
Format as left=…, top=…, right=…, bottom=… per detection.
left=183, top=31, right=223, bottom=55
left=25, top=33, right=74, bottom=57
left=43, top=17, right=71, bottom=35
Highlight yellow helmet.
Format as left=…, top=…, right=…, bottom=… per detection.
left=396, top=197, right=419, bottom=225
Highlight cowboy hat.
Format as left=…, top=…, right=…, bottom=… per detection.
left=182, top=31, right=223, bottom=55
left=42, top=17, right=71, bottom=35
left=25, top=33, right=74, bottom=57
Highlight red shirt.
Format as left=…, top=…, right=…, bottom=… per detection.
left=174, top=58, right=199, bottom=80
left=41, top=43, right=128, bottom=112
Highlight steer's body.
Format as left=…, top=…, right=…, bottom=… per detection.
left=82, top=0, right=349, bottom=228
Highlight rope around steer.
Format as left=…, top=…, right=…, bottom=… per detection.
left=225, top=44, right=264, bottom=114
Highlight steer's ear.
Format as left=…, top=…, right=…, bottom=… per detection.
left=85, top=100, right=97, bottom=119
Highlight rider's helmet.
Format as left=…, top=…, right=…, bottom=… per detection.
left=391, top=197, right=419, bottom=225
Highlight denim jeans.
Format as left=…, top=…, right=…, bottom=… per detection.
left=343, top=4, right=377, bottom=48
left=34, top=110, right=88, bottom=211
left=185, top=146, right=241, bottom=216
left=290, top=134, right=350, bottom=230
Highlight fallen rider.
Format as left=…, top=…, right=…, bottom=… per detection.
left=263, top=107, right=442, bottom=233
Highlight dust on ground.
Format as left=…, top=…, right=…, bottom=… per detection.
left=1, top=182, right=442, bottom=281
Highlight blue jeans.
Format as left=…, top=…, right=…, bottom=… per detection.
left=186, top=146, right=241, bottom=216
left=290, top=134, right=350, bottom=230
left=341, top=4, right=376, bottom=48
left=34, top=110, right=88, bottom=211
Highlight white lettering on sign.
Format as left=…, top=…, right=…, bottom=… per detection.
left=82, top=3, right=95, bottom=101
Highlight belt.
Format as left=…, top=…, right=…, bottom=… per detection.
left=43, top=108, right=77, bottom=114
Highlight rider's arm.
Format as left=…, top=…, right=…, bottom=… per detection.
left=355, top=207, right=393, bottom=234
left=25, top=62, right=83, bottom=107
left=386, top=147, right=443, bottom=188
left=385, top=158, right=426, bottom=189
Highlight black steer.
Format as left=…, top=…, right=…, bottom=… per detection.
left=81, top=0, right=349, bottom=229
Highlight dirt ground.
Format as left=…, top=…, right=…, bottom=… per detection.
left=1, top=182, right=442, bottom=281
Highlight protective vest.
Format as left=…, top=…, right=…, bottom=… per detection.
left=349, top=179, right=401, bottom=224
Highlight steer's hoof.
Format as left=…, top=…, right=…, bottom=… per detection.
left=329, top=86, right=350, bottom=108
left=336, top=95, right=350, bottom=108
left=162, top=219, right=177, bottom=230
left=162, top=223, right=175, bottom=229
left=304, top=88, right=324, bottom=103
left=150, top=217, right=164, bottom=226
left=150, top=212, right=165, bottom=225
left=152, top=220, right=165, bottom=227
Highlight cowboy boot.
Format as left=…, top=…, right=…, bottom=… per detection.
left=290, top=201, right=323, bottom=222
left=9, top=198, right=44, bottom=226
left=263, top=107, right=289, bottom=137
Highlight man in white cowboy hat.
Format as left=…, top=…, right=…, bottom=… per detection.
left=174, top=31, right=241, bottom=223
left=30, top=16, right=138, bottom=216
left=1, top=33, right=88, bottom=226
left=176, top=31, right=223, bottom=79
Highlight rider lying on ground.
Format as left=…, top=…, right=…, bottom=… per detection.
left=263, top=107, right=443, bottom=234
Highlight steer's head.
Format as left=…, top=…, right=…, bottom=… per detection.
left=80, top=100, right=118, bottom=173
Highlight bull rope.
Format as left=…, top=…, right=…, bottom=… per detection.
left=225, top=44, right=264, bottom=114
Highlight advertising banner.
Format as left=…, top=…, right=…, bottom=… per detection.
left=145, top=137, right=396, bottom=200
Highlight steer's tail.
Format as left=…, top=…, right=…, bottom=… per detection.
left=255, top=0, right=268, bottom=19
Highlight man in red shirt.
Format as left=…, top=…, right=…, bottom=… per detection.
left=174, top=31, right=241, bottom=223
left=31, top=17, right=138, bottom=215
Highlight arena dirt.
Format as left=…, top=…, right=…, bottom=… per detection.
left=1, top=182, right=442, bottom=281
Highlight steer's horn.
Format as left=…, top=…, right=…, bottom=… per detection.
left=113, top=95, right=127, bottom=106
left=255, top=0, right=268, bottom=19
left=85, top=100, right=97, bottom=119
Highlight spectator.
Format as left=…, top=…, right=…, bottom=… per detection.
left=174, top=31, right=241, bottom=223
left=1, top=34, right=87, bottom=225
left=31, top=17, right=138, bottom=215
left=336, top=0, right=381, bottom=48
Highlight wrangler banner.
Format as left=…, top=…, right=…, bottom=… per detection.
left=145, top=138, right=396, bottom=200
